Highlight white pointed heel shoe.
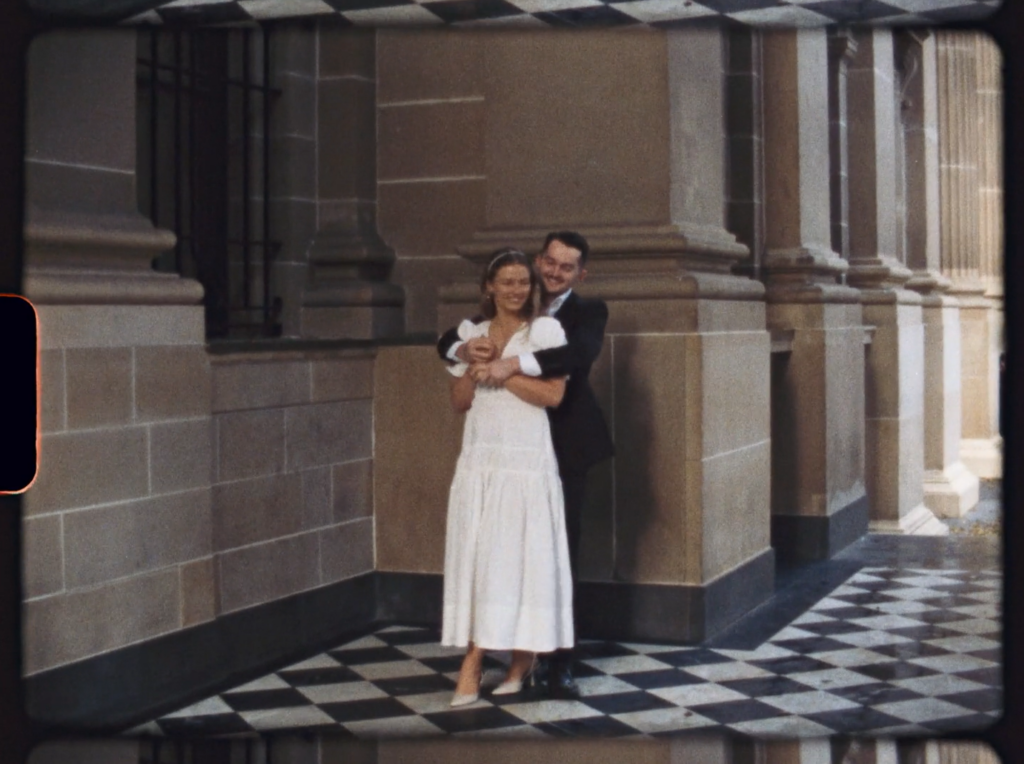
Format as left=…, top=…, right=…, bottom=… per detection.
left=449, top=690, right=480, bottom=707
left=492, top=656, right=537, bottom=696
left=450, top=671, right=482, bottom=707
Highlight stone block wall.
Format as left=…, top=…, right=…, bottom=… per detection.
left=19, top=26, right=381, bottom=707
left=209, top=350, right=376, bottom=615
left=23, top=332, right=378, bottom=678
left=376, top=30, right=485, bottom=334
left=372, top=346, right=461, bottom=575
left=22, top=305, right=214, bottom=675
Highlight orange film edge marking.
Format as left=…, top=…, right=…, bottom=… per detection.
left=0, top=293, right=40, bottom=495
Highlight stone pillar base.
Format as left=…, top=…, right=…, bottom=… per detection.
left=577, top=549, right=776, bottom=643
left=771, top=495, right=869, bottom=564
left=301, top=282, right=405, bottom=340
left=764, top=292, right=868, bottom=565
left=302, top=220, right=406, bottom=340
left=923, top=462, right=980, bottom=518
left=23, top=212, right=202, bottom=307
left=301, top=305, right=404, bottom=340
left=960, top=437, right=1003, bottom=479
left=869, top=503, right=949, bottom=536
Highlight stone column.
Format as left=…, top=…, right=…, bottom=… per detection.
left=936, top=32, right=1001, bottom=478
left=828, top=29, right=854, bottom=261
left=828, top=740, right=900, bottom=764
left=761, top=740, right=833, bottom=764
left=760, top=29, right=869, bottom=562
left=21, top=28, right=216, bottom=701
left=976, top=35, right=1003, bottom=304
left=300, top=27, right=404, bottom=340
left=901, top=32, right=979, bottom=518
left=975, top=33, right=1004, bottom=460
left=845, top=29, right=945, bottom=535
left=441, top=29, right=773, bottom=643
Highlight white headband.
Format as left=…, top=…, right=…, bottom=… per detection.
left=487, top=249, right=526, bottom=273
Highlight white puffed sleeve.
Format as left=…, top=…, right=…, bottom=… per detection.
left=446, top=319, right=489, bottom=377
left=527, top=316, right=567, bottom=353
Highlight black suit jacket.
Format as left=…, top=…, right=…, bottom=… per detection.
left=437, top=291, right=615, bottom=474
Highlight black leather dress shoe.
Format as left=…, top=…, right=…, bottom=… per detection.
left=546, top=660, right=580, bottom=700
left=533, top=655, right=551, bottom=686
left=513, top=655, right=550, bottom=698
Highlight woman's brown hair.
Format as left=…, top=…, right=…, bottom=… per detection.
left=479, top=247, right=537, bottom=320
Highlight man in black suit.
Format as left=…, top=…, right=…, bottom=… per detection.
left=437, top=231, right=615, bottom=699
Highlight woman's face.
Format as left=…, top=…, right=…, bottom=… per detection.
left=488, top=263, right=532, bottom=317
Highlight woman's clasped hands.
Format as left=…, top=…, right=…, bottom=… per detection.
left=465, top=337, right=501, bottom=386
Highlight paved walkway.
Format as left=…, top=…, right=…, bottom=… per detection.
left=944, top=480, right=1002, bottom=538
left=127, top=500, right=1001, bottom=741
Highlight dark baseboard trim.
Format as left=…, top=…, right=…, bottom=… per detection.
left=771, top=494, right=869, bottom=564
left=25, top=572, right=377, bottom=734
left=375, top=571, right=443, bottom=626
left=576, top=548, right=776, bottom=644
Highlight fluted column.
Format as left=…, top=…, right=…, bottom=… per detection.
left=974, top=34, right=1004, bottom=474
left=937, top=31, right=1001, bottom=479
left=843, top=29, right=943, bottom=535
left=976, top=35, right=1003, bottom=302
left=938, top=32, right=982, bottom=288
left=901, top=32, right=979, bottom=518
left=760, top=29, right=868, bottom=562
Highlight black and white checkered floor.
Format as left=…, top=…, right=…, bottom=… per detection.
left=132, top=563, right=1000, bottom=739
left=35, top=0, right=1002, bottom=28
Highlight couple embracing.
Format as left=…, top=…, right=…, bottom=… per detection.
left=437, top=231, right=614, bottom=707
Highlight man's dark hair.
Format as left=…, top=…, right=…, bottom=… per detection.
left=543, top=231, right=590, bottom=268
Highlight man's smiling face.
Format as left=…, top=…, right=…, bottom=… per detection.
left=535, top=239, right=586, bottom=299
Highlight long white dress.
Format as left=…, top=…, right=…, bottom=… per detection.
left=441, top=316, right=575, bottom=653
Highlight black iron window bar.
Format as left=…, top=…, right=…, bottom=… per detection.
left=138, top=27, right=283, bottom=339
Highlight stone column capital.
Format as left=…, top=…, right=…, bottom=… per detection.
left=846, top=255, right=913, bottom=291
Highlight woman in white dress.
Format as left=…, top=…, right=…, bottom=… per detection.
left=443, top=248, right=575, bottom=707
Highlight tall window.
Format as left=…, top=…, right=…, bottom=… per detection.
left=136, top=28, right=282, bottom=339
